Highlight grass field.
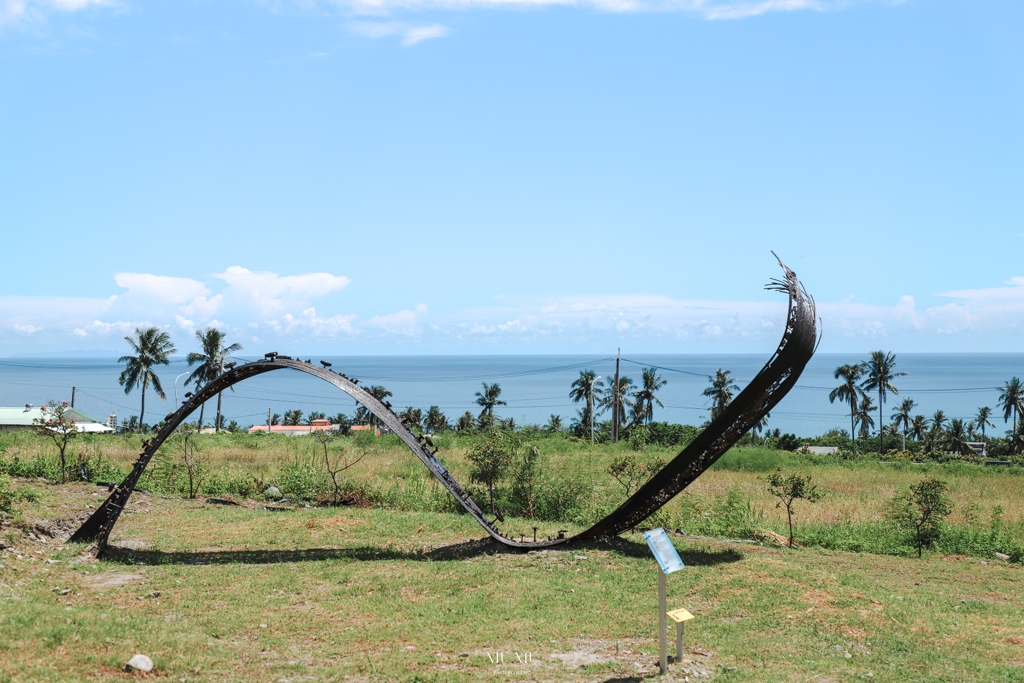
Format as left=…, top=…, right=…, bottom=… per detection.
left=2, top=430, right=1024, bottom=681
left=1, top=480, right=1024, bottom=682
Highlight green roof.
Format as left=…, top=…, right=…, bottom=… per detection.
left=0, top=406, right=101, bottom=426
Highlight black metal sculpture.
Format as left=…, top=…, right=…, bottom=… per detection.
left=71, top=258, right=817, bottom=553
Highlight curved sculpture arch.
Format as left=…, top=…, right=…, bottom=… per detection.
left=72, top=259, right=817, bottom=552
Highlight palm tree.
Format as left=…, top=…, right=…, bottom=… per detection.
left=829, top=364, right=865, bottom=447
left=856, top=394, right=875, bottom=441
left=475, top=382, right=506, bottom=429
left=399, top=406, right=423, bottom=429
left=118, top=327, right=177, bottom=430
left=570, top=371, right=604, bottom=442
left=751, top=412, right=770, bottom=441
left=973, top=406, right=993, bottom=440
left=998, top=378, right=1023, bottom=439
left=363, top=386, right=393, bottom=430
left=455, top=411, right=475, bottom=431
left=910, top=414, right=928, bottom=442
left=633, top=367, right=667, bottom=425
left=891, top=398, right=916, bottom=451
left=946, top=419, right=972, bottom=456
left=185, top=327, right=242, bottom=433
left=545, top=414, right=564, bottom=432
left=424, top=405, right=448, bottom=433
left=930, top=409, right=948, bottom=434
left=860, top=351, right=907, bottom=454
left=702, top=369, right=738, bottom=421
left=599, top=376, right=634, bottom=426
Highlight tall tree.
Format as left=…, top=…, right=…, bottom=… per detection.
left=185, top=327, right=242, bottom=433
left=118, top=326, right=176, bottom=429
left=366, top=386, right=393, bottom=430
left=910, top=414, right=928, bottom=442
left=856, top=395, right=875, bottom=441
left=998, top=378, right=1023, bottom=441
left=455, top=411, right=476, bottom=432
left=860, top=351, right=907, bottom=454
left=633, top=367, right=667, bottom=425
left=599, top=376, right=634, bottom=426
left=829, top=364, right=865, bottom=447
left=398, top=406, right=424, bottom=430
left=891, top=398, right=916, bottom=452
left=424, top=405, right=448, bottom=433
left=973, top=406, right=993, bottom=440
left=946, top=419, right=972, bottom=456
left=702, top=369, right=738, bottom=421
left=570, top=371, right=605, bottom=442
left=475, top=382, right=506, bottom=429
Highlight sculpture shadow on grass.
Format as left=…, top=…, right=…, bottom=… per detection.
left=102, top=535, right=743, bottom=567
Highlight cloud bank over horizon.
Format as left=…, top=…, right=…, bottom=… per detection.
left=2, top=267, right=1024, bottom=356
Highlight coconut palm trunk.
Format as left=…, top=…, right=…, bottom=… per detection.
left=216, top=390, right=224, bottom=433
left=849, top=396, right=857, bottom=446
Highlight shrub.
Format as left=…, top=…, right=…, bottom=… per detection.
left=0, top=473, right=13, bottom=516
left=762, top=470, right=823, bottom=547
left=887, top=478, right=954, bottom=557
left=677, top=489, right=765, bottom=540
left=607, top=454, right=665, bottom=497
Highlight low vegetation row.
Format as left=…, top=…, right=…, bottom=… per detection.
left=2, top=425, right=1021, bottom=564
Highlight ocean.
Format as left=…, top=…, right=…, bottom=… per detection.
left=2, top=353, right=1022, bottom=437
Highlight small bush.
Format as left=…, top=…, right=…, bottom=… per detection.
left=0, top=473, right=14, bottom=515
left=677, top=489, right=766, bottom=540
left=0, top=473, right=38, bottom=517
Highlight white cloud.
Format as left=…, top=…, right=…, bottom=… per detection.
left=366, top=304, right=428, bottom=334
left=698, top=0, right=820, bottom=20
left=12, top=323, right=40, bottom=335
left=0, top=294, right=114, bottom=320
left=114, top=273, right=210, bottom=306
left=940, top=277, right=1024, bottom=303
left=175, top=315, right=196, bottom=333
left=1, top=0, right=108, bottom=26
left=214, top=266, right=350, bottom=317
left=348, top=21, right=451, bottom=45
left=73, top=320, right=139, bottom=337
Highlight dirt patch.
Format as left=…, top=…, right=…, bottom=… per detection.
left=800, top=590, right=834, bottom=608
left=81, top=572, right=145, bottom=590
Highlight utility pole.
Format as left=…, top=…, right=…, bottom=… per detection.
left=612, top=350, right=620, bottom=443
left=71, top=386, right=76, bottom=408
left=268, top=408, right=272, bottom=434
left=589, top=375, right=602, bottom=445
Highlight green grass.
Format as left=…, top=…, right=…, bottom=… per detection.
left=1, top=482, right=1024, bottom=682
left=3, top=430, right=1024, bottom=563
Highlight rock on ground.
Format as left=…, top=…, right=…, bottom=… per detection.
left=125, top=654, right=153, bottom=672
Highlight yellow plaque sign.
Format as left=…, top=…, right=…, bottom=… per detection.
left=666, top=608, right=694, bottom=623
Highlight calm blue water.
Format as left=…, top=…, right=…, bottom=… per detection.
left=1, top=353, right=1022, bottom=437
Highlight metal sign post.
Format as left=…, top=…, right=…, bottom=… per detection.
left=667, top=608, right=695, bottom=662
left=643, top=528, right=685, bottom=675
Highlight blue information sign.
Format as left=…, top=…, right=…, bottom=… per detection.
left=643, top=528, right=685, bottom=574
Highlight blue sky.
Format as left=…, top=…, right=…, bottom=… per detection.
left=1, top=0, right=1022, bottom=356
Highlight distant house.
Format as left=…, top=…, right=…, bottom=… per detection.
left=802, top=446, right=839, bottom=455
left=967, top=442, right=987, bottom=458
left=0, top=404, right=115, bottom=434
left=349, top=425, right=381, bottom=436
left=248, top=419, right=337, bottom=436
